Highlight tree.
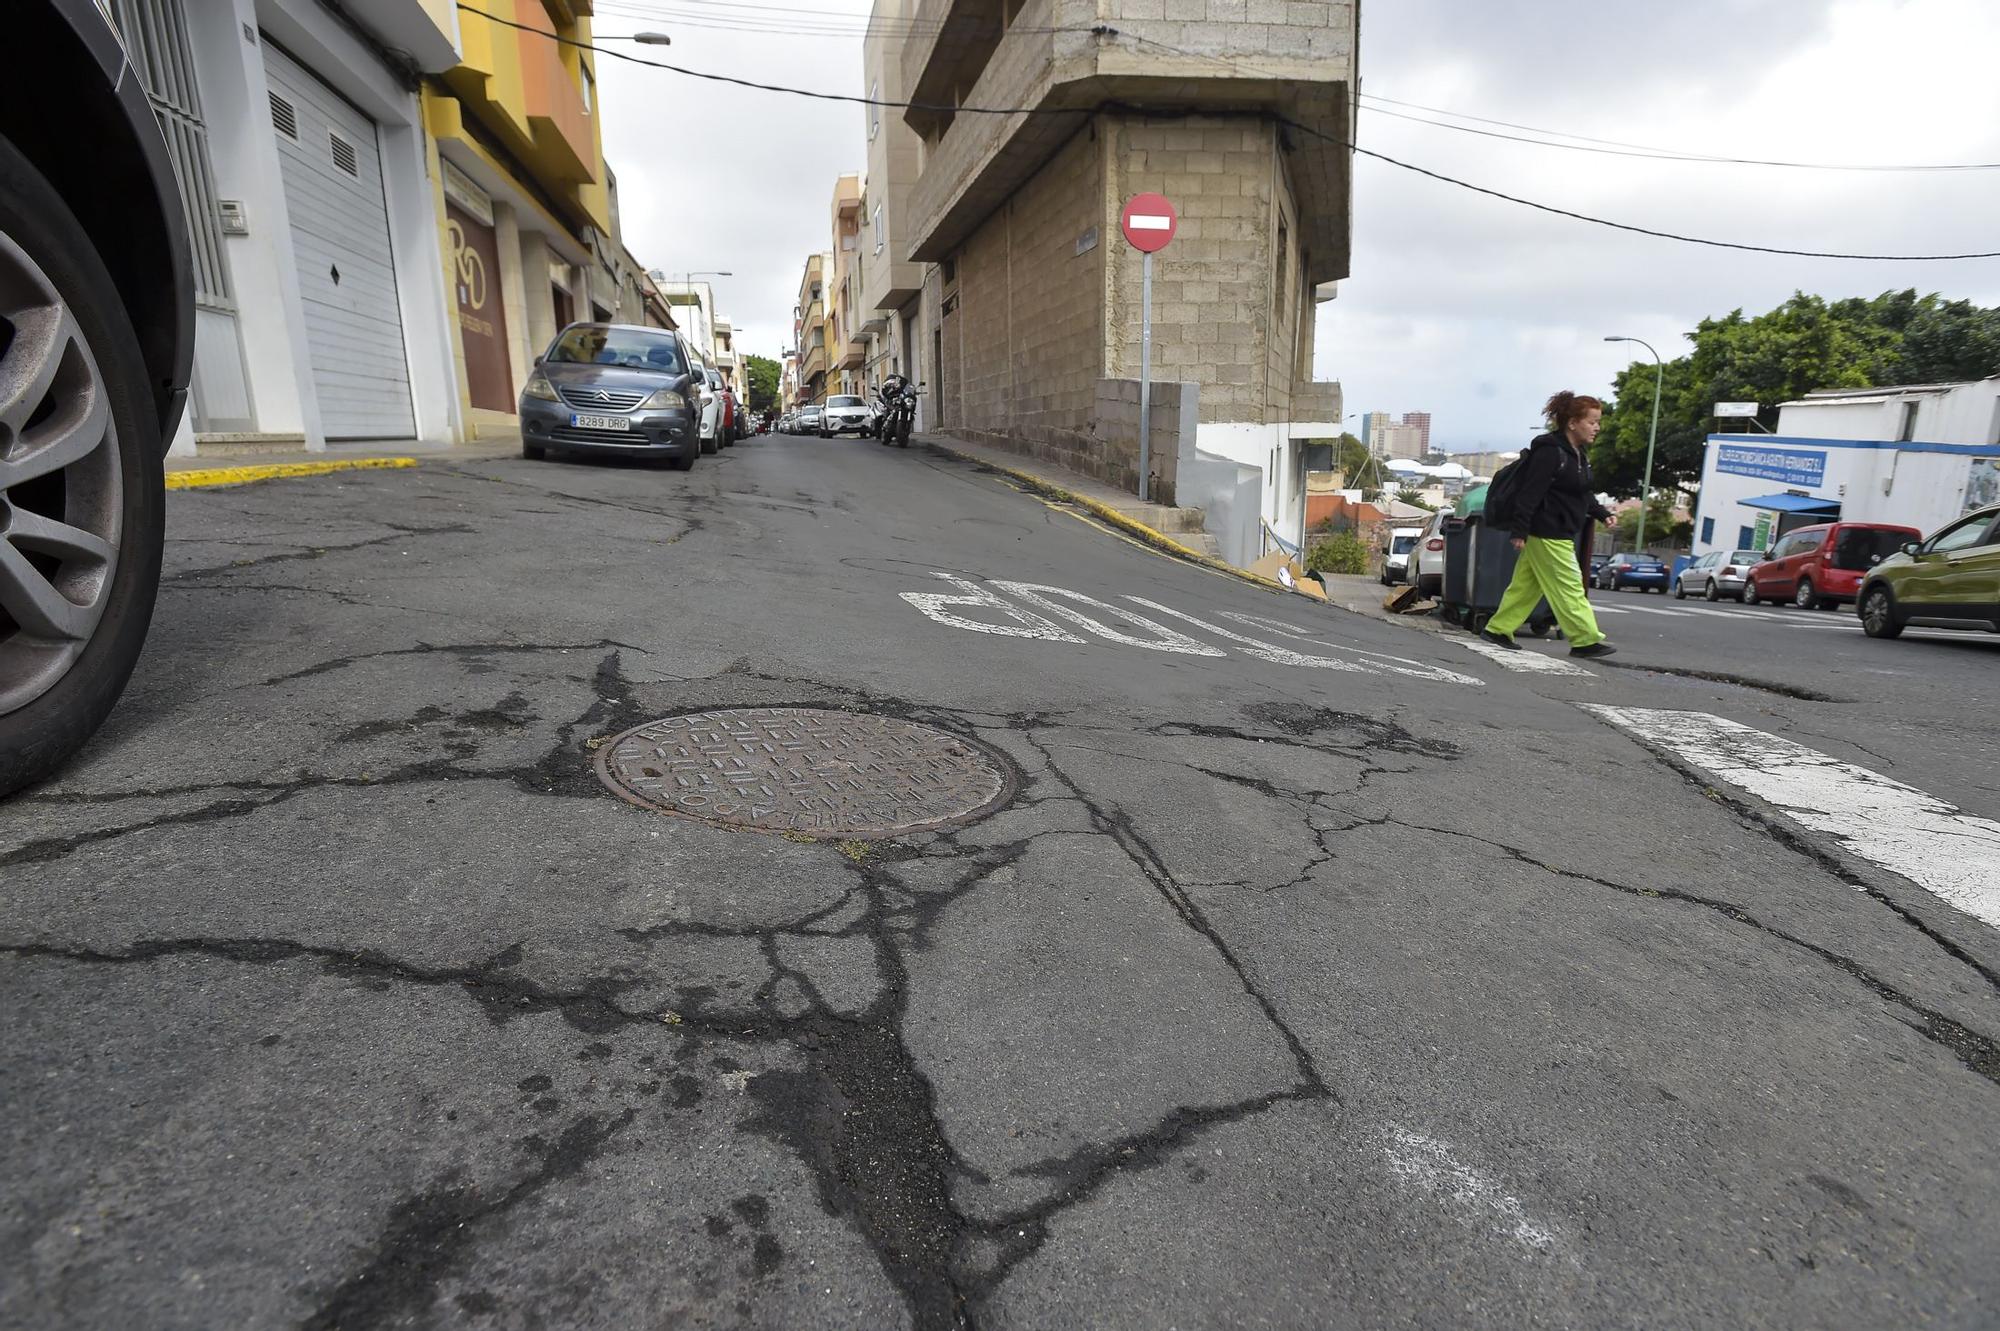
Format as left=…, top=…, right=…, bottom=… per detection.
left=1589, top=290, right=2000, bottom=502
left=743, top=354, right=781, bottom=412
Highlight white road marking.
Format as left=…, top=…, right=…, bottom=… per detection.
left=1451, top=637, right=1596, bottom=676
left=1382, top=1127, right=1563, bottom=1256
left=992, top=581, right=1223, bottom=656
left=1125, top=597, right=1372, bottom=671
left=1217, top=611, right=1487, bottom=686
left=1618, top=603, right=1702, bottom=618
left=1581, top=706, right=2000, bottom=931
left=1588, top=604, right=1631, bottom=614
left=900, top=573, right=1083, bottom=641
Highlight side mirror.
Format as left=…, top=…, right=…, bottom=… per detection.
left=1762, top=550, right=1774, bottom=562
left=1902, top=542, right=1920, bottom=556
left=533, top=354, right=544, bottom=367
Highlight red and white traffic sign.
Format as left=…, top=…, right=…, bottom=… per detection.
left=1120, top=193, right=1177, bottom=253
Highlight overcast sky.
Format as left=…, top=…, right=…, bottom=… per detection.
left=596, top=0, right=2000, bottom=450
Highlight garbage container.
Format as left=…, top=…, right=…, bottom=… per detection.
left=1463, top=515, right=1559, bottom=637
left=1438, top=516, right=1473, bottom=624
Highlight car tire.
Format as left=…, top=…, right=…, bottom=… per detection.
left=1743, top=579, right=1760, bottom=605
left=1860, top=585, right=1903, bottom=639
left=700, top=436, right=717, bottom=455
left=522, top=441, right=545, bottom=460
left=1795, top=578, right=1821, bottom=610
left=0, top=136, right=167, bottom=798
left=1704, top=579, right=1719, bottom=602
left=1673, top=578, right=1687, bottom=599
left=673, top=452, right=697, bottom=472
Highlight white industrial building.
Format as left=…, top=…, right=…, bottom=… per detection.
left=1691, top=378, right=2000, bottom=556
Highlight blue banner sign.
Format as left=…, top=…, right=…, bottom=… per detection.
left=1715, top=445, right=1827, bottom=487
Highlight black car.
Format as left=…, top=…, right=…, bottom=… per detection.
left=518, top=324, right=702, bottom=469
left=1, top=1, right=195, bottom=797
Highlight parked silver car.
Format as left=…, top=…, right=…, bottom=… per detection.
left=1673, top=549, right=1762, bottom=601
left=518, top=324, right=700, bottom=469
left=1380, top=525, right=1424, bottom=585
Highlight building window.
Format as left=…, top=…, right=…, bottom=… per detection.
left=1738, top=525, right=1756, bottom=549
left=1274, top=218, right=1290, bottom=324
left=579, top=63, right=594, bottom=114
left=941, top=258, right=956, bottom=285
left=1898, top=399, right=1918, bottom=442
left=873, top=203, right=884, bottom=256
left=1701, top=516, right=1715, bottom=545
left=869, top=81, right=880, bottom=140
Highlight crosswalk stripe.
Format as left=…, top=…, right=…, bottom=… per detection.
left=1618, top=604, right=1702, bottom=618
left=1452, top=638, right=1596, bottom=676
left=1581, top=706, right=2000, bottom=931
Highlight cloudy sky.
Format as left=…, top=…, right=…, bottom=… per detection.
left=595, top=0, right=2000, bottom=451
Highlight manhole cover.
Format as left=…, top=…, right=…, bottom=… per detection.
left=594, top=708, right=1014, bottom=838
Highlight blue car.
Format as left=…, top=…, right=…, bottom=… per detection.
left=1596, top=553, right=1670, bottom=593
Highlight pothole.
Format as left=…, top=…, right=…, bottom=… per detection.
left=594, top=707, right=1014, bottom=838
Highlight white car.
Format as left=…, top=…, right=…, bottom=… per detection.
left=820, top=394, right=872, bottom=437
left=694, top=370, right=730, bottom=453
left=1405, top=510, right=1450, bottom=595
left=1381, top=525, right=1424, bottom=585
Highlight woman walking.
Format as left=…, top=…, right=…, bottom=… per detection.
left=1482, top=391, right=1618, bottom=658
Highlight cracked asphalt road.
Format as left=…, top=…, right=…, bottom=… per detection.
left=4, top=435, right=1998, bottom=1330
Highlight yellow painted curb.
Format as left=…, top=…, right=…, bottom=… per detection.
left=165, top=457, right=419, bottom=490
left=927, top=440, right=1296, bottom=596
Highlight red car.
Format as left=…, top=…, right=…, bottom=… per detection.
left=1743, top=521, right=1923, bottom=609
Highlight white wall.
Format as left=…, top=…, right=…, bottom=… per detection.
left=1693, top=435, right=1981, bottom=554
left=178, top=0, right=460, bottom=448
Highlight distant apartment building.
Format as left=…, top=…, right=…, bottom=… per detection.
left=795, top=254, right=829, bottom=403
left=1367, top=411, right=1431, bottom=460
left=873, top=0, right=1357, bottom=550
left=829, top=174, right=866, bottom=397
left=1449, top=450, right=1518, bottom=479
left=859, top=0, right=929, bottom=425
left=1371, top=421, right=1427, bottom=460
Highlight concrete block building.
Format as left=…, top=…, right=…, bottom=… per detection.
left=885, top=0, right=1357, bottom=546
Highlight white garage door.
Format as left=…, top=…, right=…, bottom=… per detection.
left=263, top=44, right=416, bottom=439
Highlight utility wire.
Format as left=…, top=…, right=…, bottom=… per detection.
left=1114, top=32, right=2000, bottom=173
left=457, top=3, right=2000, bottom=261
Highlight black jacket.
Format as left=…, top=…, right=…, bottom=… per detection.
left=1509, top=431, right=1615, bottom=541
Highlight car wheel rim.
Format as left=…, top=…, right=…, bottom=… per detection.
left=0, top=230, right=121, bottom=716
left=1865, top=593, right=1888, bottom=631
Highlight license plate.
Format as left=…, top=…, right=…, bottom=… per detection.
left=571, top=413, right=629, bottom=431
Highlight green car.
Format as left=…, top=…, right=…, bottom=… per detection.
left=1856, top=504, right=2000, bottom=639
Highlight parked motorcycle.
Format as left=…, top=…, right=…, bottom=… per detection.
left=875, top=375, right=922, bottom=448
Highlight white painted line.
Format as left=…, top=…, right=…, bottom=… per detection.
left=1382, top=1127, right=1563, bottom=1256
left=1619, top=604, right=1702, bottom=618
left=1128, top=214, right=1172, bottom=230
left=1588, top=604, right=1631, bottom=614
left=1581, top=706, right=2000, bottom=931
left=1452, top=637, right=1596, bottom=676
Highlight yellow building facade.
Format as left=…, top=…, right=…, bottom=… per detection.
left=420, top=0, right=615, bottom=436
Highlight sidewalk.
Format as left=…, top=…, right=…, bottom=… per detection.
left=918, top=432, right=1225, bottom=560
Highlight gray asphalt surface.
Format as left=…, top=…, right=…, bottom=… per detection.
left=4, top=432, right=1997, bottom=1330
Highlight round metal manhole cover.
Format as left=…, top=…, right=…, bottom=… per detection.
left=594, top=708, right=1014, bottom=838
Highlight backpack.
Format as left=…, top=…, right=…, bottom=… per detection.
left=1482, top=455, right=1527, bottom=528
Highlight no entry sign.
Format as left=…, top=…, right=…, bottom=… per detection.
left=1121, top=193, right=1177, bottom=253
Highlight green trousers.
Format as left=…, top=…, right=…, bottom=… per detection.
left=1487, top=537, right=1604, bottom=647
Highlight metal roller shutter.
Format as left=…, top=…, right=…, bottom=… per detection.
left=263, top=43, right=416, bottom=440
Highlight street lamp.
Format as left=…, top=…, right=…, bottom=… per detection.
left=632, top=32, right=672, bottom=46
left=1605, top=335, right=1662, bottom=554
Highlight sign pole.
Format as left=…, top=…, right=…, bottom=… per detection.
left=1138, top=250, right=1154, bottom=503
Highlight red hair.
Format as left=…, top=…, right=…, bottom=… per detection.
left=1544, top=391, right=1603, bottom=430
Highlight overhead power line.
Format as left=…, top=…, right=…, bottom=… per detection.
left=456, top=3, right=2000, bottom=261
